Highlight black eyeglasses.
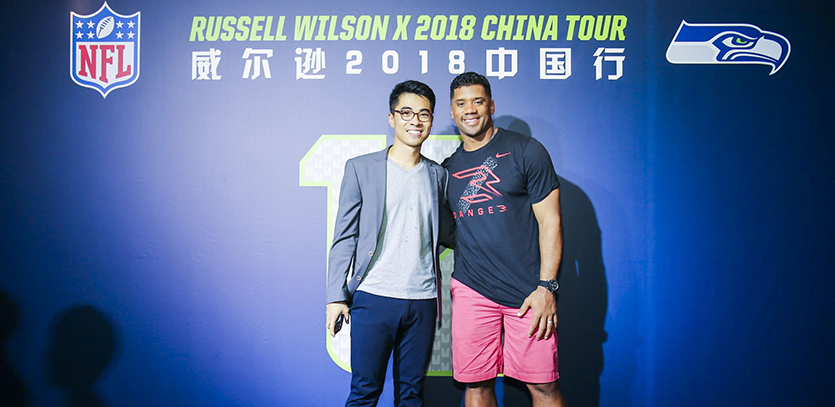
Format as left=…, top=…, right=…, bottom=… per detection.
left=392, top=109, right=433, bottom=122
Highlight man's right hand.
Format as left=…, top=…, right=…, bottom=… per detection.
left=326, top=301, right=350, bottom=337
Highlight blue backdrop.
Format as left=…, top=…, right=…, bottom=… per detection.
left=1, top=0, right=832, bottom=406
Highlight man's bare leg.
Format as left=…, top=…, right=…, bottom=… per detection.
left=527, top=380, right=567, bottom=407
left=465, top=379, right=498, bottom=407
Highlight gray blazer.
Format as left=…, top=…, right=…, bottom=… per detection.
left=326, top=148, right=451, bottom=320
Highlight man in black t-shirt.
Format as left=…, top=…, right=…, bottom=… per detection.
left=443, top=72, right=567, bottom=407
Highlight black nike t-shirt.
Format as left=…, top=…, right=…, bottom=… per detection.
left=442, top=128, right=560, bottom=308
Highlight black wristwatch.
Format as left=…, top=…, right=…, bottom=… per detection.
left=539, top=279, right=560, bottom=293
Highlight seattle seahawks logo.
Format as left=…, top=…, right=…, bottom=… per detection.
left=666, top=21, right=790, bottom=75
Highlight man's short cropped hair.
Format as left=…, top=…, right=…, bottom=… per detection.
left=449, top=72, right=492, bottom=101
left=389, top=80, right=436, bottom=112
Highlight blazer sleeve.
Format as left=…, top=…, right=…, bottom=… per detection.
left=326, top=159, right=362, bottom=304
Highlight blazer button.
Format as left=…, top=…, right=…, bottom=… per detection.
left=368, top=251, right=374, bottom=257
left=356, top=275, right=362, bottom=280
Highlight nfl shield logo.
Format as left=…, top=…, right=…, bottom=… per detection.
left=70, top=2, right=140, bottom=98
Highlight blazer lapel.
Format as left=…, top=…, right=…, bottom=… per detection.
left=426, top=162, right=440, bottom=246
left=370, top=148, right=389, bottom=240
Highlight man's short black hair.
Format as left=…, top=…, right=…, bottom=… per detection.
left=450, top=72, right=492, bottom=100
left=389, top=80, right=436, bottom=112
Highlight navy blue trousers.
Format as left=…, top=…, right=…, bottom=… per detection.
left=346, top=291, right=437, bottom=407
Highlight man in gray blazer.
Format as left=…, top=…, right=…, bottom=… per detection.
left=325, top=80, right=450, bottom=407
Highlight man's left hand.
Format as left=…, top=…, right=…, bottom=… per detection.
left=517, top=286, right=557, bottom=340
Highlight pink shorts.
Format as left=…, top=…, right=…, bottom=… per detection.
left=450, top=278, right=559, bottom=383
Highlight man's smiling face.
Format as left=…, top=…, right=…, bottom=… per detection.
left=389, top=92, right=433, bottom=149
left=451, top=84, right=495, bottom=140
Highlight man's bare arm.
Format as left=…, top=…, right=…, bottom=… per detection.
left=517, top=188, right=563, bottom=340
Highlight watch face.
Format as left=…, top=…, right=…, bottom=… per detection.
left=541, top=280, right=559, bottom=292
